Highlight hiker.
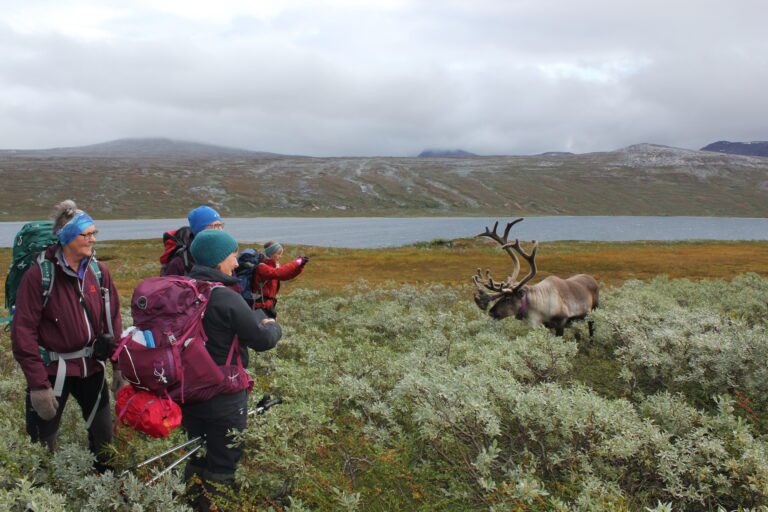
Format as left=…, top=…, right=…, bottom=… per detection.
left=11, top=200, right=123, bottom=472
left=162, top=205, right=224, bottom=276
left=251, top=241, right=309, bottom=319
left=183, top=230, right=282, bottom=509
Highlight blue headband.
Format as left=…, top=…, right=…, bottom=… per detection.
left=57, top=211, right=95, bottom=246
left=265, top=243, right=283, bottom=258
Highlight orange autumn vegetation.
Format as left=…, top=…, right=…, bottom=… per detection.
left=2, top=239, right=767, bottom=307
left=287, top=239, right=768, bottom=291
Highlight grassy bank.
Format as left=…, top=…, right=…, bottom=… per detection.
left=3, top=239, right=766, bottom=307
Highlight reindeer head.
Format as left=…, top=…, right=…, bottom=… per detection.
left=474, top=286, right=528, bottom=320
left=472, top=219, right=538, bottom=321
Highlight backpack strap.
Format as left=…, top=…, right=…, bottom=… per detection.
left=225, top=335, right=243, bottom=367
left=37, top=254, right=103, bottom=309
left=37, top=253, right=55, bottom=309
left=101, top=284, right=114, bottom=339
left=47, top=346, right=98, bottom=397
left=182, top=248, right=192, bottom=274
left=88, top=260, right=115, bottom=339
left=89, top=259, right=102, bottom=285
left=253, top=280, right=277, bottom=304
left=252, top=278, right=266, bottom=302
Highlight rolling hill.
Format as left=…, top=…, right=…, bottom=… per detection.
left=0, top=141, right=766, bottom=220
left=701, top=140, right=768, bottom=157
left=0, top=138, right=283, bottom=159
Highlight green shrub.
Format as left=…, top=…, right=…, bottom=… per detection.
left=2, top=275, right=768, bottom=510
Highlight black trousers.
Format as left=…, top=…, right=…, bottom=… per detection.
left=256, top=306, right=277, bottom=319
left=182, top=390, right=248, bottom=480
left=25, top=371, right=112, bottom=468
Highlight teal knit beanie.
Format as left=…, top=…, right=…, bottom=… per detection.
left=190, top=230, right=238, bottom=268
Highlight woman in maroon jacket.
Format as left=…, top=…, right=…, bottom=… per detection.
left=251, top=241, right=308, bottom=318
left=11, top=200, right=122, bottom=472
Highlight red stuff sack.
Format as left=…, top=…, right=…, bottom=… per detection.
left=115, top=386, right=182, bottom=438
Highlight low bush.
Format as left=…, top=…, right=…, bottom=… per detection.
left=1, top=274, right=767, bottom=510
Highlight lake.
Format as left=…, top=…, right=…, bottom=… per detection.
left=0, top=216, right=766, bottom=248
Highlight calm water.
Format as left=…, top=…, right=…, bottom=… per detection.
left=0, top=217, right=766, bottom=248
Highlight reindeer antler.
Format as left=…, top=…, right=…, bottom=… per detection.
left=472, top=267, right=510, bottom=295
left=502, top=239, right=539, bottom=291
left=475, top=218, right=525, bottom=289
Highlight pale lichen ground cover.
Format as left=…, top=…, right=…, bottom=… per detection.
left=1, top=240, right=768, bottom=510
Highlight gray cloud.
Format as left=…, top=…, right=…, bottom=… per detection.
left=0, top=0, right=766, bottom=156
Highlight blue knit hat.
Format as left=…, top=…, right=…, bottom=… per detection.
left=188, top=205, right=222, bottom=235
left=190, top=230, right=238, bottom=268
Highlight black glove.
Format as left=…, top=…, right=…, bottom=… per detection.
left=299, top=256, right=310, bottom=266
left=93, top=334, right=115, bottom=361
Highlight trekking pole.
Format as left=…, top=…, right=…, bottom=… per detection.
left=119, top=436, right=204, bottom=477
left=148, top=441, right=204, bottom=484
left=251, top=395, right=283, bottom=415
left=146, top=396, right=283, bottom=483
left=122, top=395, right=283, bottom=481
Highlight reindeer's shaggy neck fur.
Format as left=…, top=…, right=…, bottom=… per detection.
left=515, top=289, right=529, bottom=320
left=520, top=283, right=552, bottom=326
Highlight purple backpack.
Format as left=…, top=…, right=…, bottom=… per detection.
left=112, top=276, right=252, bottom=404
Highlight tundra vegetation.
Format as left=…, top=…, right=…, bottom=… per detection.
left=0, top=239, right=767, bottom=511
left=1, top=143, right=768, bottom=219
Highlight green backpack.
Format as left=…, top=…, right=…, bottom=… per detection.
left=5, top=221, right=104, bottom=318
left=5, top=222, right=58, bottom=312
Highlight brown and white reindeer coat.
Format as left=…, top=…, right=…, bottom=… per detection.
left=472, top=219, right=599, bottom=336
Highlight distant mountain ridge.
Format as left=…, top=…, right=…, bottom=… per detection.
left=0, top=138, right=285, bottom=159
left=418, top=149, right=477, bottom=157
left=701, top=140, right=768, bottom=157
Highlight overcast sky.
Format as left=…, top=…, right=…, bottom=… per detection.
left=1, top=0, right=766, bottom=156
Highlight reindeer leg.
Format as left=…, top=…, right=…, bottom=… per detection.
left=588, top=320, right=595, bottom=339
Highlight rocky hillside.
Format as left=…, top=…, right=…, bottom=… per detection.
left=701, top=140, right=768, bottom=157
left=0, top=138, right=282, bottom=159
left=0, top=143, right=766, bottom=219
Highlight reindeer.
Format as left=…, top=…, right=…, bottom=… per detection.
left=472, top=218, right=599, bottom=336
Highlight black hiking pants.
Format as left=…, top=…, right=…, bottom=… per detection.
left=25, top=371, right=112, bottom=471
left=256, top=306, right=277, bottom=319
left=182, top=390, right=248, bottom=511
left=182, top=390, right=248, bottom=480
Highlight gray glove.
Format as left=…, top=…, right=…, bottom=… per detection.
left=30, top=388, right=59, bottom=421
left=111, top=369, right=130, bottom=395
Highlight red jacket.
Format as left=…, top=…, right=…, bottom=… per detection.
left=11, top=245, right=122, bottom=390
left=252, top=257, right=304, bottom=310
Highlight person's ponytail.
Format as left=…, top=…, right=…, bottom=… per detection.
left=52, top=199, right=79, bottom=234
